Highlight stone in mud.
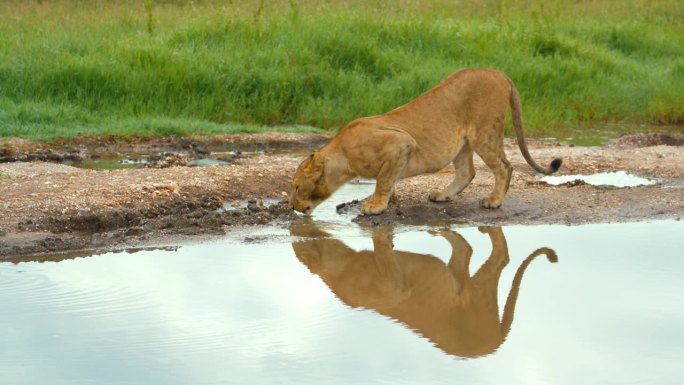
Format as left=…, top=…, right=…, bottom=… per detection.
left=124, top=227, right=146, bottom=237
left=193, top=145, right=210, bottom=155
left=186, top=210, right=205, bottom=219
left=243, top=235, right=269, bottom=243
left=200, top=196, right=222, bottom=209
left=64, top=150, right=85, bottom=162
left=267, top=201, right=298, bottom=218
left=247, top=202, right=260, bottom=212
left=552, top=179, right=589, bottom=187
left=145, top=153, right=188, bottom=168
left=336, top=200, right=360, bottom=214
left=42, top=237, right=65, bottom=251
left=198, top=213, right=224, bottom=228
left=255, top=214, right=269, bottom=225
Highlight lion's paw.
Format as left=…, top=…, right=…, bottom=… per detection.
left=361, top=201, right=388, bottom=215
left=479, top=198, right=502, bottom=209
left=428, top=191, right=451, bottom=202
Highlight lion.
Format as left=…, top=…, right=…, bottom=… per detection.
left=291, top=224, right=558, bottom=357
left=290, top=68, right=562, bottom=215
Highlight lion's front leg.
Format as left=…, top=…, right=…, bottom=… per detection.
left=361, top=135, right=415, bottom=216
left=362, top=167, right=400, bottom=215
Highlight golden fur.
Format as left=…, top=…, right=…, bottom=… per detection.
left=290, top=68, right=561, bottom=215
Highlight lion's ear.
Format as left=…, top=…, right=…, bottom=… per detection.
left=305, top=152, right=325, bottom=177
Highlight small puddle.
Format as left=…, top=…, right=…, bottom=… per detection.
left=540, top=171, right=656, bottom=187
left=218, top=198, right=282, bottom=213
left=309, top=179, right=376, bottom=223
left=76, top=151, right=261, bottom=170
left=1, top=219, right=683, bottom=385
left=77, top=157, right=147, bottom=170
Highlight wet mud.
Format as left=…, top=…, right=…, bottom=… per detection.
left=352, top=185, right=683, bottom=226
left=3, top=181, right=682, bottom=258
left=1, top=197, right=298, bottom=257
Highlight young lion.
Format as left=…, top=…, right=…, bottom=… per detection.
left=290, top=68, right=562, bottom=215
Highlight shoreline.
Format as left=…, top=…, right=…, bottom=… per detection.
left=1, top=133, right=683, bottom=259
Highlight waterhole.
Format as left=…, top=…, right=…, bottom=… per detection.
left=1, top=219, right=682, bottom=385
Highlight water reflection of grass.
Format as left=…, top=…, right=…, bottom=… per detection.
left=0, top=0, right=682, bottom=142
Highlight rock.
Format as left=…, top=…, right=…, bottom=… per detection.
left=145, top=153, right=188, bottom=168
left=124, top=227, right=145, bottom=237
left=42, top=237, right=65, bottom=251
left=193, top=145, right=210, bottom=155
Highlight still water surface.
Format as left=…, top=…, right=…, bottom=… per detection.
left=1, top=220, right=683, bottom=385
left=540, top=170, right=656, bottom=187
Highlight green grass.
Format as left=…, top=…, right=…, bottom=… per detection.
left=0, top=0, right=683, bottom=142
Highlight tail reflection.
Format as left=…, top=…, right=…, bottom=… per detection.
left=291, top=225, right=557, bottom=358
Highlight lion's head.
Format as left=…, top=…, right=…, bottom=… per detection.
left=290, top=152, right=332, bottom=215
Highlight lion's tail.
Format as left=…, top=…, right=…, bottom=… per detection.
left=507, top=77, right=562, bottom=175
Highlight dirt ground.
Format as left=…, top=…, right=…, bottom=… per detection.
left=1, top=132, right=683, bottom=258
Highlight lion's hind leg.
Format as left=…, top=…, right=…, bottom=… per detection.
left=476, top=148, right=512, bottom=209
left=429, top=142, right=475, bottom=202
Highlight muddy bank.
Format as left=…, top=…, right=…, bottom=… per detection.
left=1, top=132, right=683, bottom=258
left=351, top=184, right=683, bottom=226
left=0, top=133, right=331, bottom=165
left=2, top=197, right=298, bottom=258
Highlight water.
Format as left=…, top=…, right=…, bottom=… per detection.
left=1, top=219, right=683, bottom=385
left=76, top=151, right=260, bottom=170
left=550, top=123, right=684, bottom=146
left=540, top=171, right=656, bottom=187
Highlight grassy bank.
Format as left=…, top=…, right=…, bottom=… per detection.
left=1, top=0, right=683, bottom=141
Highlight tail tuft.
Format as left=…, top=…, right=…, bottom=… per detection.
left=549, top=158, right=562, bottom=173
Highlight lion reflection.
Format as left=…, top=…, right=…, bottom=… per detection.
left=291, top=225, right=557, bottom=358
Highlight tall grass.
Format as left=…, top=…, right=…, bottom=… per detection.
left=0, top=0, right=683, bottom=141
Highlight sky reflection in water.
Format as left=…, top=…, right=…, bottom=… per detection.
left=1, top=220, right=683, bottom=385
